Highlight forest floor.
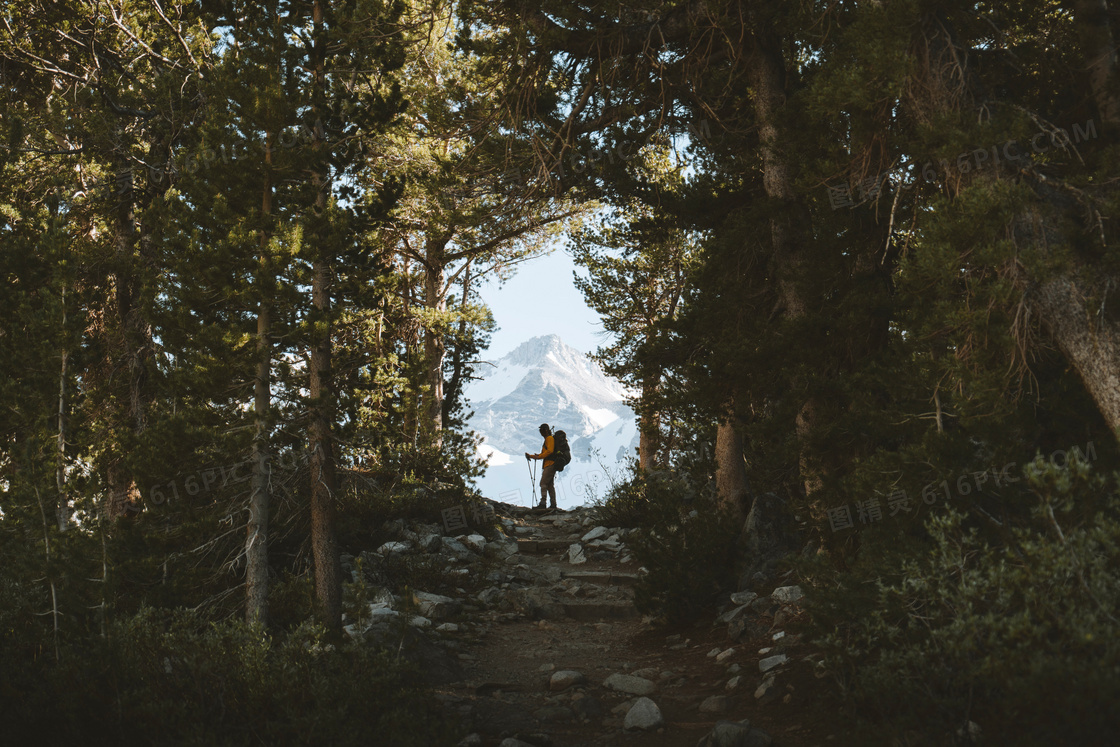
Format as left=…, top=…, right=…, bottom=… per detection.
left=418, top=503, right=855, bottom=747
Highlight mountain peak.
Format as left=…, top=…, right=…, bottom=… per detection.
left=505, top=334, right=581, bottom=367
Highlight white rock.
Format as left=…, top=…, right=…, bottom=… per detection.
left=462, top=534, right=487, bottom=552
left=759, top=653, right=788, bottom=673
left=568, top=543, right=587, bottom=565
left=549, top=670, right=586, bottom=691
left=581, top=526, right=609, bottom=542
left=436, top=623, right=459, bottom=633
left=771, top=585, right=804, bottom=604
left=409, top=615, right=432, bottom=628
left=412, top=591, right=459, bottom=620
left=377, top=540, right=411, bottom=555
left=755, top=675, right=777, bottom=699
left=725, top=675, right=742, bottom=690
left=603, top=673, right=657, bottom=696
left=717, top=603, right=753, bottom=624
left=715, top=647, right=736, bottom=662
left=623, top=697, right=664, bottom=730
left=707, top=647, right=722, bottom=658
left=730, top=590, right=758, bottom=605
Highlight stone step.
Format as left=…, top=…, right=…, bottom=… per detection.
left=562, top=601, right=641, bottom=622
left=516, top=538, right=572, bottom=554
left=560, top=570, right=641, bottom=586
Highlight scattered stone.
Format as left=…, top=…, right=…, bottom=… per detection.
left=697, top=719, right=773, bottom=747
left=538, top=663, right=555, bottom=673
left=759, top=654, right=788, bottom=673
left=376, top=540, right=411, bottom=555
left=568, top=543, right=587, bottom=565
left=716, top=647, right=736, bottom=662
left=750, top=597, right=775, bottom=614
left=730, top=590, right=758, bottom=606
left=441, top=536, right=473, bottom=558
left=771, top=631, right=785, bottom=640
left=418, top=534, right=442, bottom=552
left=603, top=673, right=657, bottom=696
left=549, top=670, right=586, bottom=691
left=754, top=675, right=777, bottom=700
left=717, top=603, right=753, bottom=625
left=412, top=591, right=461, bottom=620
left=758, top=647, right=771, bottom=655
left=581, top=526, right=609, bottom=542
left=727, top=663, right=741, bottom=674
left=436, top=623, right=459, bottom=633
left=631, top=667, right=659, bottom=680
left=409, top=615, right=432, bottom=628
left=665, top=634, right=682, bottom=644
left=771, top=585, right=803, bottom=604
left=498, top=739, right=537, bottom=747
left=726, top=675, right=742, bottom=691
left=624, top=697, right=664, bottom=730
left=456, top=733, right=483, bottom=747
left=707, top=647, right=722, bottom=658
left=699, top=695, right=731, bottom=714
left=462, top=534, right=487, bottom=553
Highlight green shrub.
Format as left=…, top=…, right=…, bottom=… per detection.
left=812, top=456, right=1120, bottom=745
left=607, top=471, right=739, bottom=624
left=2, top=607, right=457, bottom=746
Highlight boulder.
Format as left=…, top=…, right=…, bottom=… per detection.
left=730, top=590, right=758, bottom=606
left=581, top=526, right=609, bottom=542
left=549, top=670, right=586, bottom=691
left=697, top=720, right=773, bottom=747
left=412, top=591, right=461, bottom=620
left=737, top=492, right=798, bottom=589
left=759, top=654, right=787, bottom=673
left=624, top=697, right=664, bottom=730
left=461, top=534, right=487, bottom=553
left=376, top=540, right=411, bottom=555
left=771, top=585, right=804, bottom=604
left=568, top=543, right=587, bottom=564
left=603, top=673, right=657, bottom=696
left=699, top=695, right=731, bottom=714
left=441, top=536, right=473, bottom=559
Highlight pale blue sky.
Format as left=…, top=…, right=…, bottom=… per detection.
left=477, top=243, right=607, bottom=359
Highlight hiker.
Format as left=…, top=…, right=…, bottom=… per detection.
left=525, top=423, right=557, bottom=510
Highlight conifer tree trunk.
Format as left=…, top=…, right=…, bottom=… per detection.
left=423, top=238, right=448, bottom=446
left=246, top=145, right=273, bottom=627
left=715, top=413, right=749, bottom=522
left=308, top=0, right=341, bottom=638
left=56, top=285, right=69, bottom=532
left=745, top=20, right=822, bottom=499
left=638, top=379, right=660, bottom=472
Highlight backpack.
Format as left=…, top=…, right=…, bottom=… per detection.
left=552, top=430, right=572, bottom=471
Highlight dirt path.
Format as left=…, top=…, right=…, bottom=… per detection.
left=425, top=505, right=845, bottom=747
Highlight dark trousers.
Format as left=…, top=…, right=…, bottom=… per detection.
left=539, top=463, right=557, bottom=507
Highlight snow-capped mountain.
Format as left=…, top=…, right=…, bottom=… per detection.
left=466, top=335, right=639, bottom=508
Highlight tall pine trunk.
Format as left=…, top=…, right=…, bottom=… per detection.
left=246, top=143, right=274, bottom=626
left=308, top=0, right=341, bottom=638
left=422, top=238, right=448, bottom=446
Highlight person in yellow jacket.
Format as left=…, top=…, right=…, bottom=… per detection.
left=525, top=423, right=557, bottom=510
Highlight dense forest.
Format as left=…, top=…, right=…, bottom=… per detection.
left=3, top=0, right=1120, bottom=744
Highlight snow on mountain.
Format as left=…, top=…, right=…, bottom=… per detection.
left=466, top=335, right=638, bottom=508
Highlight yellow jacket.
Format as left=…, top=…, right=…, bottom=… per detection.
left=529, top=435, right=555, bottom=467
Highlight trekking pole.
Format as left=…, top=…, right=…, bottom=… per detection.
left=526, top=455, right=536, bottom=506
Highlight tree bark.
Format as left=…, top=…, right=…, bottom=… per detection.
left=637, top=379, right=660, bottom=472
left=309, top=0, right=341, bottom=639
left=246, top=141, right=274, bottom=627
left=423, top=238, right=448, bottom=446
left=715, top=414, right=750, bottom=522
left=56, top=284, right=69, bottom=532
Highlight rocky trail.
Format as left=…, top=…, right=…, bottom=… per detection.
left=347, top=502, right=845, bottom=747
